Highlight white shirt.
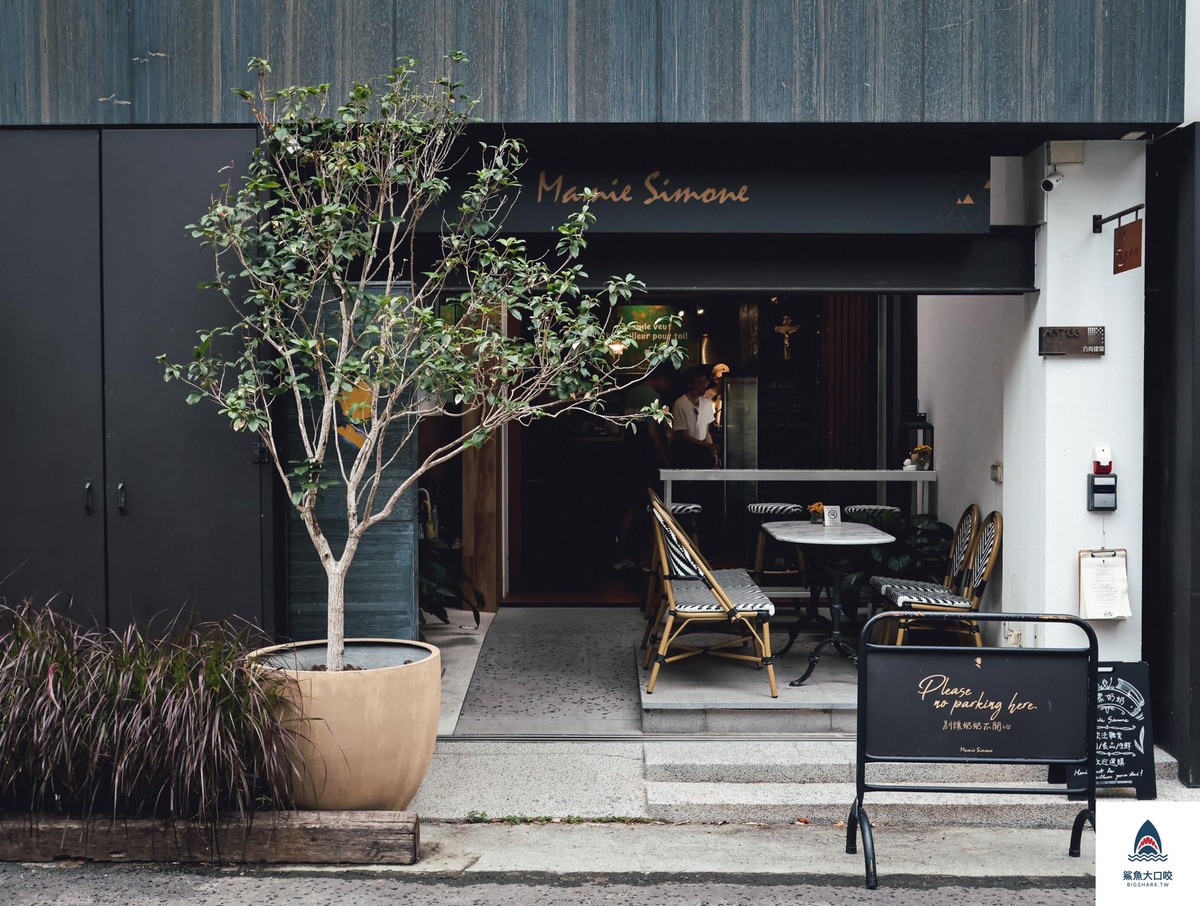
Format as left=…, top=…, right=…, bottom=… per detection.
left=672, top=394, right=715, bottom=442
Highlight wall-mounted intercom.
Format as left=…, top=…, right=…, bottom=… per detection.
left=1087, top=474, right=1117, bottom=511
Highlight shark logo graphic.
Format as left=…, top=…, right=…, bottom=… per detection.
left=1128, top=819, right=1168, bottom=862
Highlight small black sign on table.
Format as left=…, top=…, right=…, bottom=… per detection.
left=1052, top=661, right=1156, bottom=800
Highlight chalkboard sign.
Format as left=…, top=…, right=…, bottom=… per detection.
left=863, top=647, right=1090, bottom=761
left=1059, top=661, right=1156, bottom=800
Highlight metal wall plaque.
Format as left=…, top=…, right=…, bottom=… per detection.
left=1039, top=326, right=1106, bottom=356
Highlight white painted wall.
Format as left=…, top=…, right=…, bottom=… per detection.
left=1005, top=141, right=1146, bottom=660
left=919, top=142, right=1145, bottom=659
left=989, top=157, right=1027, bottom=226
left=917, top=295, right=1018, bottom=640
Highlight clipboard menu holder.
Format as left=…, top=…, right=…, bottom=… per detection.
left=1078, top=548, right=1131, bottom=620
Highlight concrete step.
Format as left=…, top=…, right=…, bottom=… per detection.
left=644, top=739, right=1182, bottom=786
left=641, top=706, right=857, bottom=735
left=643, top=742, right=1191, bottom=827
left=645, top=780, right=1097, bottom=827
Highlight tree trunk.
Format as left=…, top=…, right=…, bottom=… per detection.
left=326, top=567, right=346, bottom=671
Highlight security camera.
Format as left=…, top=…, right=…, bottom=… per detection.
left=1041, top=172, right=1064, bottom=192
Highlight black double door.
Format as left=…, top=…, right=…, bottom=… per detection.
left=0, top=129, right=273, bottom=632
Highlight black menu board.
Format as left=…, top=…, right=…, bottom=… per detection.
left=1058, top=661, right=1157, bottom=800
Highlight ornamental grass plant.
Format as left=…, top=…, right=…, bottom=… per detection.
left=0, top=600, right=299, bottom=830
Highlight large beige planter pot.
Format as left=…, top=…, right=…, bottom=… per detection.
left=250, top=638, right=440, bottom=811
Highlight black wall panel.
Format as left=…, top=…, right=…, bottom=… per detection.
left=1144, top=125, right=1200, bottom=785
left=99, top=128, right=267, bottom=631
left=0, top=131, right=107, bottom=623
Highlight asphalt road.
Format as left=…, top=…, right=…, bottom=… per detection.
left=0, top=864, right=1095, bottom=905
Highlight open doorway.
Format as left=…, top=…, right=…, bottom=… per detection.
left=504, top=292, right=899, bottom=603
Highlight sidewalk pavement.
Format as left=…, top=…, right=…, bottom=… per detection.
left=407, top=616, right=1197, bottom=885
left=402, top=741, right=1109, bottom=885
left=270, top=821, right=1095, bottom=884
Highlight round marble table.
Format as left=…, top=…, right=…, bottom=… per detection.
left=761, top=521, right=896, bottom=686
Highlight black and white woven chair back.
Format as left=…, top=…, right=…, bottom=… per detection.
left=964, top=511, right=1001, bottom=598
left=746, top=502, right=805, bottom=516
left=651, top=505, right=709, bottom=588
left=844, top=504, right=900, bottom=525
left=949, top=504, right=981, bottom=588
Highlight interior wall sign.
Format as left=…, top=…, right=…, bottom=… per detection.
left=1091, top=203, right=1144, bottom=275
left=1038, top=326, right=1106, bottom=356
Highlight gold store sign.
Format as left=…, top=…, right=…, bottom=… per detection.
left=537, top=170, right=751, bottom=207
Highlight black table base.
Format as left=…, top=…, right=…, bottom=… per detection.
left=788, top=561, right=858, bottom=686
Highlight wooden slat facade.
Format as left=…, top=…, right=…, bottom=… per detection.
left=2, top=0, right=1184, bottom=126
left=821, top=294, right=878, bottom=470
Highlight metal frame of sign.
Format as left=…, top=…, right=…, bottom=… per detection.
left=848, top=612, right=1098, bottom=889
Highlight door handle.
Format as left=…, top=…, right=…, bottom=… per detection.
left=117, top=480, right=127, bottom=515
left=84, top=480, right=94, bottom=515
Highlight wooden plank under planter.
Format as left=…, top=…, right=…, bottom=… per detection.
left=0, top=811, right=419, bottom=864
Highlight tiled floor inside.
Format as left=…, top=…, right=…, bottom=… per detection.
left=423, top=605, right=859, bottom=737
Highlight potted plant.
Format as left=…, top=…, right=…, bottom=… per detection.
left=835, top=510, right=955, bottom=605
left=160, top=56, right=678, bottom=809
left=905, top=444, right=934, bottom=470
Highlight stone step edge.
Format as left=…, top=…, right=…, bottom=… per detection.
left=645, top=764, right=1152, bottom=785
left=646, top=780, right=1087, bottom=806
left=645, top=781, right=1107, bottom=827
left=646, top=761, right=1180, bottom=784
left=644, top=743, right=1179, bottom=783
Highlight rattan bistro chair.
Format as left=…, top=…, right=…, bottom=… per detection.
left=888, top=510, right=1002, bottom=647
left=869, top=503, right=980, bottom=604
left=645, top=490, right=778, bottom=697
left=747, top=502, right=807, bottom=583
left=642, top=501, right=703, bottom=622
left=642, top=491, right=760, bottom=658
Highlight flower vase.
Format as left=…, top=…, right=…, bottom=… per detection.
left=810, top=512, right=823, bottom=524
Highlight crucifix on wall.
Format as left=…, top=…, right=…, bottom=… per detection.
left=774, top=315, right=799, bottom=360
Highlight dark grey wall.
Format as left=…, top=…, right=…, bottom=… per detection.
left=1145, top=125, right=1200, bottom=785
left=0, top=128, right=274, bottom=633
left=2, top=1, right=1184, bottom=126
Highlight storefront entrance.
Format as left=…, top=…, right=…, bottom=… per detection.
left=505, top=291, right=896, bottom=603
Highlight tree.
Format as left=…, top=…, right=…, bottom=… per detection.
left=161, top=56, right=679, bottom=670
